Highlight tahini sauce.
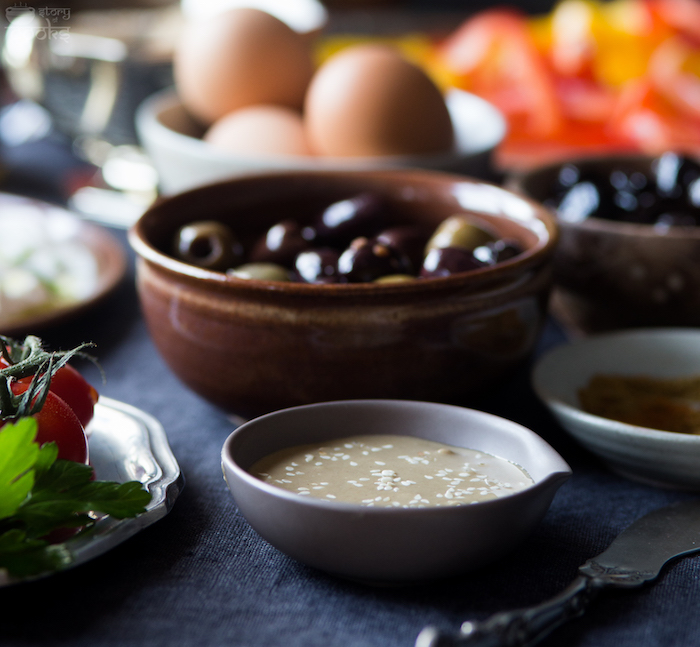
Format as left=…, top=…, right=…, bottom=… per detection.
left=251, top=435, right=533, bottom=508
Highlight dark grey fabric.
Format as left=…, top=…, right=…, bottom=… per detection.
left=2, top=229, right=698, bottom=647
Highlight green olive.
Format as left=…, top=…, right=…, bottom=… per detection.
left=373, top=274, right=416, bottom=284
left=425, top=215, right=496, bottom=256
left=174, top=221, right=244, bottom=271
left=227, top=263, right=291, bottom=281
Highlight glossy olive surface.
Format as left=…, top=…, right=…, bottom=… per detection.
left=129, top=170, right=557, bottom=418
left=511, top=154, right=700, bottom=329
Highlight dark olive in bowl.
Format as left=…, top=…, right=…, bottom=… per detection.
left=509, top=153, right=700, bottom=329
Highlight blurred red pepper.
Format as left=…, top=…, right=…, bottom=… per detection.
left=439, top=8, right=564, bottom=140
left=436, top=0, right=700, bottom=169
left=645, top=0, right=700, bottom=44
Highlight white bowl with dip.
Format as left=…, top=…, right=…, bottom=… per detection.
left=221, top=399, right=571, bottom=583
left=532, top=328, right=700, bottom=490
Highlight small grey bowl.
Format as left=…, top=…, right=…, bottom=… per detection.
left=221, top=399, right=571, bottom=583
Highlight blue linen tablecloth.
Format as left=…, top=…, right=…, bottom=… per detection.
left=1, top=225, right=699, bottom=647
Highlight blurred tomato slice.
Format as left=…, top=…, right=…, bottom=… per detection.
left=648, top=36, right=700, bottom=121
left=556, top=77, right=618, bottom=122
left=438, top=8, right=563, bottom=139
left=609, top=78, right=700, bottom=152
left=645, top=0, right=700, bottom=43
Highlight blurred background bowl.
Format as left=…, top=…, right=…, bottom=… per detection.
left=128, top=169, right=557, bottom=418
left=532, top=328, right=700, bottom=490
left=135, top=87, right=507, bottom=195
left=509, top=153, right=700, bottom=332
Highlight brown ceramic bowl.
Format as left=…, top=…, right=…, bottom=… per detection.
left=128, top=169, right=557, bottom=418
left=509, top=154, right=700, bottom=331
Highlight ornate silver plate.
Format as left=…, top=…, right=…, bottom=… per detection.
left=1, top=397, right=184, bottom=585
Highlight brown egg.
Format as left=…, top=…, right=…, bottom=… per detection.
left=304, top=44, right=454, bottom=157
left=174, top=8, right=315, bottom=125
left=204, top=105, right=314, bottom=156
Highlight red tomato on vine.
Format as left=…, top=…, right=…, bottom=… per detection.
left=0, top=335, right=98, bottom=465
left=9, top=381, right=89, bottom=464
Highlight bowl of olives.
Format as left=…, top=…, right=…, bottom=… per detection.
left=510, top=152, right=700, bottom=330
left=129, top=169, right=557, bottom=418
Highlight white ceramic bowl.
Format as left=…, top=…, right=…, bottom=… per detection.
left=136, top=88, right=507, bottom=195
left=179, top=0, right=328, bottom=35
left=532, top=329, right=700, bottom=490
left=221, top=399, right=571, bottom=583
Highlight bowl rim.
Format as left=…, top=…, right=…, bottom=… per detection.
left=128, top=168, right=558, bottom=296
left=539, top=394, right=700, bottom=445
left=136, top=87, right=508, bottom=166
left=221, top=398, right=572, bottom=516
left=532, top=327, right=700, bottom=443
left=508, top=152, right=700, bottom=239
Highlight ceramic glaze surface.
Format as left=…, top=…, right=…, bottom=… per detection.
left=129, top=170, right=557, bottom=418
left=511, top=155, right=700, bottom=328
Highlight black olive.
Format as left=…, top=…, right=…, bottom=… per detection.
left=420, top=246, right=486, bottom=278
left=375, top=225, right=430, bottom=274
left=313, top=193, right=387, bottom=246
left=249, top=220, right=310, bottom=267
left=338, top=237, right=412, bottom=283
left=553, top=181, right=601, bottom=222
left=473, top=239, right=524, bottom=265
left=174, top=220, right=244, bottom=271
left=294, top=248, right=342, bottom=283
left=550, top=155, right=700, bottom=227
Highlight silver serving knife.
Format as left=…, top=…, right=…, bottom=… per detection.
left=416, top=499, right=700, bottom=647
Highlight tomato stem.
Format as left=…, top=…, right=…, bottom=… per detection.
left=0, top=336, right=96, bottom=420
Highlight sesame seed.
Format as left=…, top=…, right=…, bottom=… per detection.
left=250, top=435, right=532, bottom=508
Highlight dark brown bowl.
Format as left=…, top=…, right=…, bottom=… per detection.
left=509, top=154, right=700, bottom=331
left=129, top=170, right=557, bottom=418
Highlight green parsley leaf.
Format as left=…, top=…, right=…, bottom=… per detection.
left=0, top=419, right=152, bottom=579
left=0, top=529, right=71, bottom=579
left=34, top=441, right=58, bottom=479
left=0, top=419, right=39, bottom=520
left=16, top=460, right=150, bottom=538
